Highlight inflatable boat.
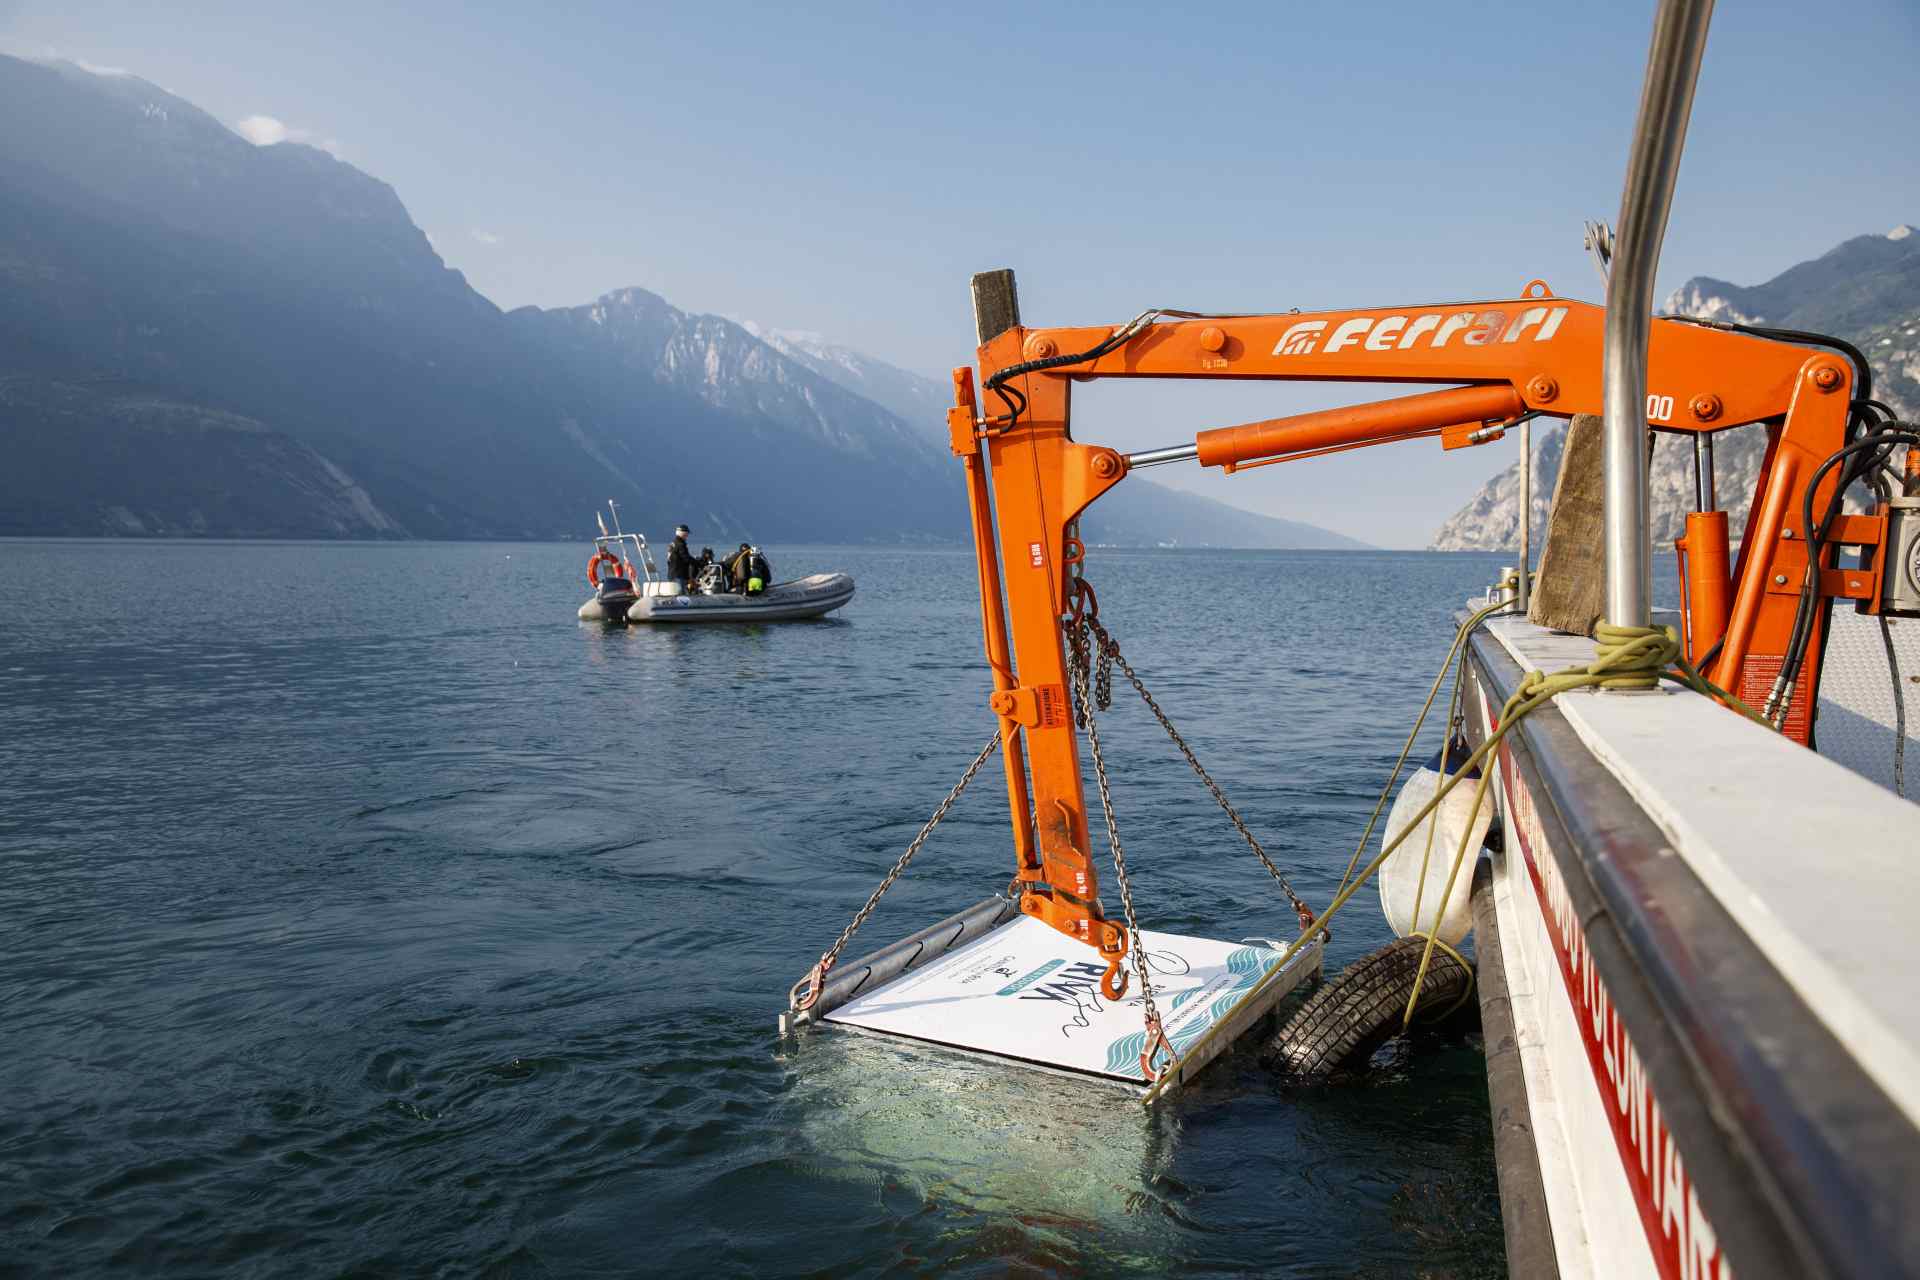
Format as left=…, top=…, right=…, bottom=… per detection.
left=573, top=503, right=854, bottom=624
left=622, top=572, right=855, bottom=623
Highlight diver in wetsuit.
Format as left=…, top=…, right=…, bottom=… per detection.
left=724, top=543, right=753, bottom=594
left=665, top=524, right=694, bottom=586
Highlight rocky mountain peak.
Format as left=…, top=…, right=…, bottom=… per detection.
left=1432, top=225, right=1919, bottom=551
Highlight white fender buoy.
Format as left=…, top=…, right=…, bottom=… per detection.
left=1377, top=744, right=1492, bottom=946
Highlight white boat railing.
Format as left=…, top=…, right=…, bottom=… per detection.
left=594, top=499, right=661, bottom=585
left=593, top=533, right=656, bottom=585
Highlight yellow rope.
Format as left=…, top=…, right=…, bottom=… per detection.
left=1404, top=628, right=1474, bottom=951
left=1406, top=931, right=1477, bottom=1019
left=1140, top=614, right=1776, bottom=1105
left=1331, top=591, right=1515, bottom=900
left=1402, top=765, right=1491, bottom=1029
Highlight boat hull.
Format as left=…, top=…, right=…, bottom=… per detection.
left=1460, top=610, right=1920, bottom=1280
left=620, top=573, right=854, bottom=623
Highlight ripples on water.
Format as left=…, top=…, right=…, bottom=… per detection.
left=0, top=540, right=1510, bottom=1276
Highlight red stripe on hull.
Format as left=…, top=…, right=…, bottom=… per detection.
left=1492, top=724, right=1731, bottom=1280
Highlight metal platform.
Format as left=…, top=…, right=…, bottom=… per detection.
left=790, top=903, right=1321, bottom=1098
left=1817, top=609, right=1919, bottom=795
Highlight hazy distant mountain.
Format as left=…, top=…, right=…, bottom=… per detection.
left=739, top=323, right=950, bottom=431
left=0, top=54, right=1364, bottom=548
left=1430, top=225, right=1919, bottom=551
left=1076, top=480, right=1369, bottom=549
left=504, top=289, right=951, bottom=542
left=0, top=55, right=948, bottom=541
left=739, top=321, right=1370, bottom=549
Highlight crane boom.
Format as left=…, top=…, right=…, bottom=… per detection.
left=951, top=279, right=1874, bottom=983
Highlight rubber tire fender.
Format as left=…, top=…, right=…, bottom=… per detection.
left=1261, top=936, right=1473, bottom=1075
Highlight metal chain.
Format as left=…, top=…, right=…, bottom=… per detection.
left=1083, top=616, right=1317, bottom=933
left=1069, top=622, right=1093, bottom=726
left=1066, top=617, right=1171, bottom=1078
left=793, top=734, right=1001, bottom=1011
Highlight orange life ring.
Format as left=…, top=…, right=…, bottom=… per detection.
left=587, top=550, right=622, bottom=586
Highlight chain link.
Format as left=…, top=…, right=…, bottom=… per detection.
left=1082, top=616, right=1317, bottom=934
left=1066, top=616, right=1170, bottom=1078
left=793, top=734, right=1001, bottom=1011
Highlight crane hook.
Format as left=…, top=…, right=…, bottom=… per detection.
left=1139, top=1016, right=1174, bottom=1082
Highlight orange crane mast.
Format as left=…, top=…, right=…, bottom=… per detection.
left=949, top=278, right=1884, bottom=994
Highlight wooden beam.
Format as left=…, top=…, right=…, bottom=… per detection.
left=970, top=269, right=1021, bottom=346
left=1529, top=413, right=1609, bottom=636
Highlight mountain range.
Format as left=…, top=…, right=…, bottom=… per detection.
left=0, top=54, right=1362, bottom=549
left=733, top=322, right=1368, bottom=550
left=1430, top=225, right=1919, bottom=551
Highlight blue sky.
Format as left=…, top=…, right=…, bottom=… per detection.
left=5, top=0, right=1916, bottom=545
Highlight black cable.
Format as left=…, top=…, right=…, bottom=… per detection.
left=1665, top=316, right=1874, bottom=408
left=1771, top=430, right=1920, bottom=722
left=984, top=327, right=1146, bottom=394
left=980, top=307, right=1252, bottom=426
left=1782, top=438, right=1888, bottom=682
left=986, top=379, right=1027, bottom=430
left=1742, top=325, right=1874, bottom=407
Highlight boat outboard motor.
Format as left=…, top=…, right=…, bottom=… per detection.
left=594, top=575, right=638, bottom=621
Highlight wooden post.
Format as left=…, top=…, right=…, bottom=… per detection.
left=1529, top=414, right=1661, bottom=635
left=970, top=270, right=1021, bottom=345
left=1528, top=414, right=1609, bottom=636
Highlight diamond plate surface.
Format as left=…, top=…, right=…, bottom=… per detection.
left=1817, top=609, right=1920, bottom=796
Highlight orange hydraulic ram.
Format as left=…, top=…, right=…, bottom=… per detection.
left=1194, top=384, right=1526, bottom=471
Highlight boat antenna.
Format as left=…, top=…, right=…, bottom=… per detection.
left=596, top=510, right=610, bottom=539
left=606, top=499, right=625, bottom=536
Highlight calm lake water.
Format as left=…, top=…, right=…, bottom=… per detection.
left=0, top=540, right=1515, bottom=1277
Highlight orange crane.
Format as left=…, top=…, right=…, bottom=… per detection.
left=949, top=271, right=1916, bottom=998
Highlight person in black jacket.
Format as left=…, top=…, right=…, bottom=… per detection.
left=665, top=524, right=694, bottom=586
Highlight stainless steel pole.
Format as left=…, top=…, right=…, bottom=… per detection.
left=1603, top=0, right=1715, bottom=629
left=1517, top=419, right=1532, bottom=612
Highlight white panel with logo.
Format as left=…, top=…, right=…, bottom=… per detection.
left=824, top=915, right=1321, bottom=1091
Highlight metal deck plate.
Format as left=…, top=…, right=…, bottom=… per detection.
left=822, top=915, right=1318, bottom=1090
left=1817, top=609, right=1920, bottom=794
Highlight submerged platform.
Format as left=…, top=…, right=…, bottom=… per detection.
left=822, top=914, right=1321, bottom=1094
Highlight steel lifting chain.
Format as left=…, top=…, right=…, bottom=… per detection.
left=1065, top=608, right=1173, bottom=1082
left=1080, top=613, right=1317, bottom=935
left=792, top=733, right=1002, bottom=1012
